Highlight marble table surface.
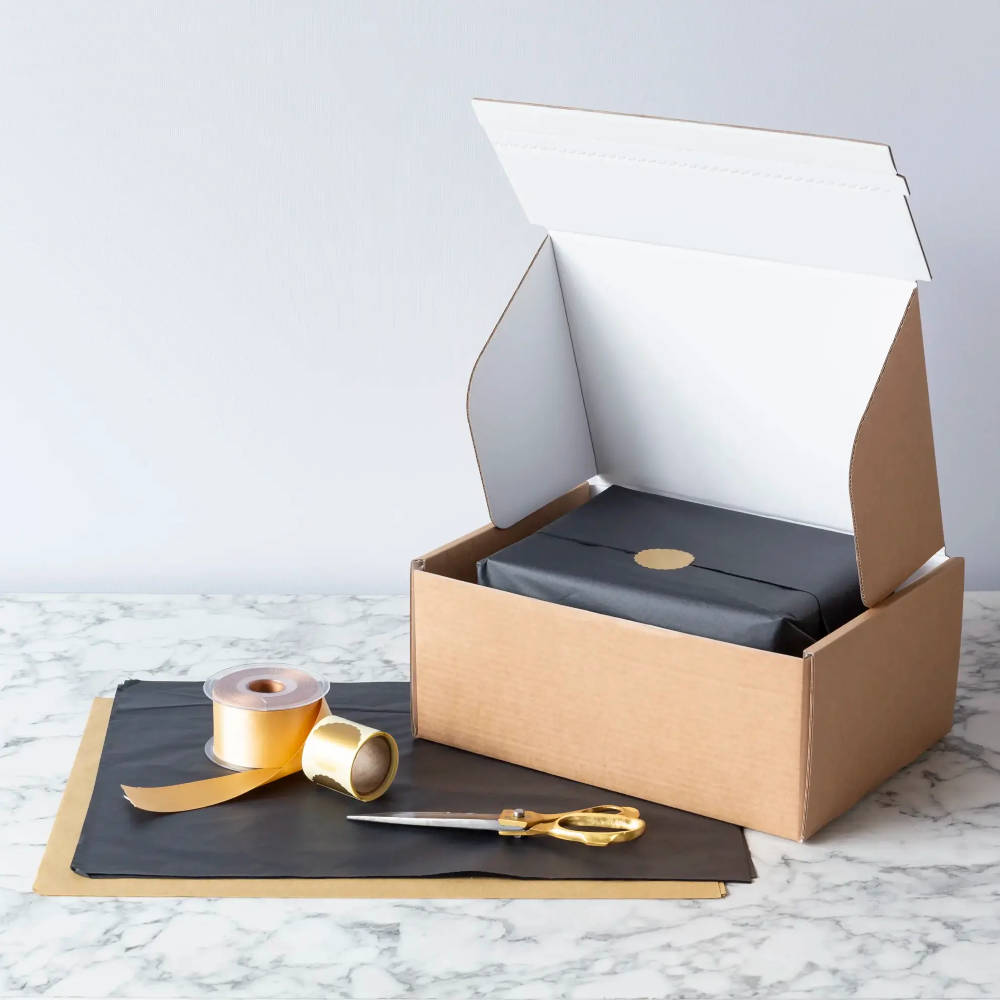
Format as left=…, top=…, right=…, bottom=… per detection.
left=1, top=593, right=998, bottom=999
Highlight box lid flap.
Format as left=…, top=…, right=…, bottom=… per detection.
left=473, top=99, right=929, bottom=281
left=468, top=103, right=945, bottom=601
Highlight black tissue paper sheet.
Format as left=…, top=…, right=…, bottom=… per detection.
left=72, top=680, right=753, bottom=882
left=478, top=486, right=865, bottom=655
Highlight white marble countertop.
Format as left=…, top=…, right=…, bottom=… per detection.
left=1, top=594, right=998, bottom=999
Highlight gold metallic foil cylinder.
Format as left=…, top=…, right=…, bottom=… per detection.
left=302, top=715, right=399, bottom=802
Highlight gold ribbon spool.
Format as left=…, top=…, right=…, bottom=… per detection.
left=121, top=664, right=399, bottom=813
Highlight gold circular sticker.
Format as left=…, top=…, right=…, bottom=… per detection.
left=634, top=548, right=695, bottom=570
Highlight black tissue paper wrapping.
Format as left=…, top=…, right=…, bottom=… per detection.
left=477, top=486, right=865, bottom=655
left=72, top=680, right=753, bottom=882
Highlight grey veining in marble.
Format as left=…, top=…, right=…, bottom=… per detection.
left=1, top=593, right=998, bottom=999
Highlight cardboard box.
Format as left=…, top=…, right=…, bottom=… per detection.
left=411, top=101, right=964, bottom=840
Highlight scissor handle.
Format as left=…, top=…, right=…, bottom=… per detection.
left=498, top=804, right=646, bottom=847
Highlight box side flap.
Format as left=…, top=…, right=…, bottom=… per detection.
left=850, top=291, right=945, bottom=605
left=473, top=99, right=929, bottom=282
left=467, top=237, right=596, bottom=528
left=800, top=556, right=964, bottom=840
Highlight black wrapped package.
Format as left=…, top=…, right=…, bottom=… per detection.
left=477, top=486, right=866, bottom=655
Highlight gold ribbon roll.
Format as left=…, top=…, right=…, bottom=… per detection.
left=121, top=664, right=398, bottom=813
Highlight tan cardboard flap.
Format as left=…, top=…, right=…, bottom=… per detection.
left=850, top=290, right=945, bottom=605
left=800, top=556, right=964, bottom=840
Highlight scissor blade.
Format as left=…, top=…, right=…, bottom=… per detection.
left=347, top=811, right=501, bottom=831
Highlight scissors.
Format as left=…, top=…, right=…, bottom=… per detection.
left=347, top=804, right=645, bottom=846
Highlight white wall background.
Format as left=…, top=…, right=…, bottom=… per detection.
left=1, top=0, right=997, bottom=592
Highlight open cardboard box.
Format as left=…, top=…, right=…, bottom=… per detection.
left=410, top=100, right=964, bottom=841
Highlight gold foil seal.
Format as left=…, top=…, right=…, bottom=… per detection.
left=634, top=548, right=695, bottom=570
left=121, top=664, right=398, bottom=813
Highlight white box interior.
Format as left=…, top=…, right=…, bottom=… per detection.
left=468, top=101, right=930, bottom=532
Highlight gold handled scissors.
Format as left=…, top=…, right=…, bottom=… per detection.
left=347, top=804, right=645, bottom=846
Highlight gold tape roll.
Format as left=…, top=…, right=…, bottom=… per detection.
left=302, top=717, right=399, bottom=802
left=121, top=665, right=398, bottom=813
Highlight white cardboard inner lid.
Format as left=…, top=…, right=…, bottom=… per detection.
left=473, top=99, right=929, bottom=282
left=468, top=101, right=929, bottom=531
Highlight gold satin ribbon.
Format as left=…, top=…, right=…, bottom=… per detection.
left=122, top=697, right=399, bottom=813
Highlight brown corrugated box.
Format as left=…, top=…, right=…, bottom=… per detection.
left=410, top=101, right=963, bottom=841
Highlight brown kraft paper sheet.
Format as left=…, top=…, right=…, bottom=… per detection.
left=35, top=699, right=727, bottom=900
